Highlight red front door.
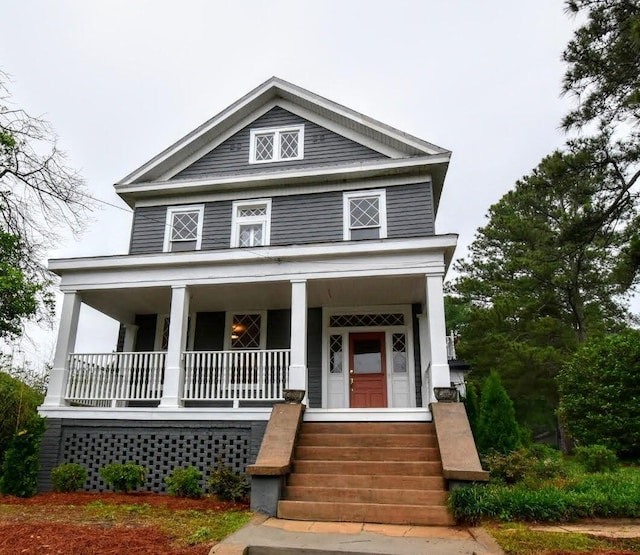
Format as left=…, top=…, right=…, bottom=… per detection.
left=349, top=332, right=387, bottom=408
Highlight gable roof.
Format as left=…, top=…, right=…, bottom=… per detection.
left=117, top=77, right=451, bottom=187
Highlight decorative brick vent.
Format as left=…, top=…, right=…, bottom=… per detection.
left=49, top=420, right=266, bottom=493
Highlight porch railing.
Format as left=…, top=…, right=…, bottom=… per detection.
left=446, top=333, right=457, bottom=360
left=183, top=349, right=290, bottom=405
left=65, top=352, right=166, bottom=406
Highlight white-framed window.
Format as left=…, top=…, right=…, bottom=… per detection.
left=163, top=205, right=204, bottom=252
left=225, top=312, right=267, bottom=350
left=343, top=190, right=387, bottom=240
left=230, top=199, right=272, bottom=248
left=249, top=125, right=304, bottom=164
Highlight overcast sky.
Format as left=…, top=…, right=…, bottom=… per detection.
left=1, top=0, right=578, bottom=366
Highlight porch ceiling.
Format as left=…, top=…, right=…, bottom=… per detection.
left=79, top=275, right=428, bottom=323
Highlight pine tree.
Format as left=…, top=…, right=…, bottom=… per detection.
left=476, top=371, right=521, bottom=456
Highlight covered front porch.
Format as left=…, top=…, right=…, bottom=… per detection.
left=41, top=238, right=456, bottom=418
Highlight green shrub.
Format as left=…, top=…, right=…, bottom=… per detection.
left=463, top=382, right=480, bottom=438
left=484, top=444, right=567, bottom=486
left=165, top=466, right=203, bottom=498
left=99, top=462, right=147, bottom=493
left=476, top=370, right=521, bottom=456
left=208, top=457, right=249, bottom=502
left=0, top=415, right=45, bottom=497
left=558, top=330, right=640, bottom=458
left=449, top=466, right=640, bottom=525
left=574, top=445, right=618, bottom=473
left=51, top=463, right=87, bottom=492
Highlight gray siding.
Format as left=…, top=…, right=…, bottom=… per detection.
left=134, top=314, right=157, bottom=351
left=307, top=307, right=323, bottom=408
left=266, top=309, right=291, bottom=350
left=38, top=418, right=267, bottom=493
left=193, top=312, right=225, bottom=350
left=271, top=191, right=343, bottom=246
left=173, top=107, right=387, bottom=180
left=387, top=182, right=435, bottom=237
left=201, top=201, right=232, bottom=250
left=128, top=182, right=435, bottom=255
left=129, top=205, right=166, bottom=254
left=412, top=303, right=423, bottom=408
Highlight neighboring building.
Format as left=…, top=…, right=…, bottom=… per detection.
left=39, top=78, right=463, bottom=500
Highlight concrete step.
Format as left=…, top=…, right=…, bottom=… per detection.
left=294, top=445, right=440, bottom=462
left=284, top=486, right=448, bottom=505
left=286, top=473, right=447, bottom=490
left=300, top=422, right=435, bottom=435
left=278, top=500, right=455, bottom=526
left=297, top=432, right=439, bottom=448
left=292, top=460, right=443, bottom=476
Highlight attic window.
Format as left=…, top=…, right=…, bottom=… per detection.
left=249, top=125, right=304, bottom=163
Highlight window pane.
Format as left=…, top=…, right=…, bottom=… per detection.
left=280, top=131, right=299, bottom=159
left=350, top=197, right=380, bottom=229
left=350, top=227, right=380, bottom=240
left=255, top=134, right=274, bottom=161
left=171, top=211, right=199, bottom=241
left=231, top=314, right=262, bottom=349
left=239, top=224, right=264, bottom=247
left=239, top=206, right=266, bottom=217
left=353, top=339, right=382, bottom=374
left=330, top=335, right=343, bottom=374
left=393, top=333, right=407, bottom=373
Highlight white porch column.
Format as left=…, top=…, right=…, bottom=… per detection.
left=425, top=274, right=450, bottom=404
left=122, top=324, right=138, bottom=352
left=42, top=291, right=82, bottom=407
left=160, top=285, right=190, bottom=408
left=288, top=279, right=308, bottom=393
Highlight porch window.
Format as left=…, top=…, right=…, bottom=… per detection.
left=231, top=199, right=272, bottom=248
left=164, top=205, right=204, bottom=252
left=392, top=333, right=407, bottom=373
left=343, top=190, right=387, bottom=240
left=329, top=335, right=343, bottom=373
left=249, top=125, right=304, bottom=163
left=228, top=312, right=266, bottom=349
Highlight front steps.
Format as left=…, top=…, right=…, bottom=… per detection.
left=277, top=422, right=455, bottom=526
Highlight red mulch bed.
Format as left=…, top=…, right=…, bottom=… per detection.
left=0, top=492, right=249, bottom=555
left=0, top=491, right=247, bottom=511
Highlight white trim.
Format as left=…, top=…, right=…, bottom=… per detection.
left=249, top=124, right=304, bottom=164
left=38, top=406, right=274, bottom=421
left=321, top=305, right=415, bottom=409
left=154, top=312, right=196, bottom=351
left=134, top=174, right=429, bottom=208
left=230, top=198, right=272, bottom=248
left=304, top=408, right=431, bottom=422
left=163, top=204, right=204, bottom=252
left=343, top=189, right=387, bottom=240
left=224, top=310, right=267, bottom=350
left=116, top=77, right=449, bottom=186
left=115, top=154, right=450, bottom=208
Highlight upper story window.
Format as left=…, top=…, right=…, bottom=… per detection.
left=230, top=199, right=272, bottom=248
left=249, top=125, right=305, bottom=164
left=343, top=190, right=387, bottom=240
left=164, top=205, right=204, bottom=252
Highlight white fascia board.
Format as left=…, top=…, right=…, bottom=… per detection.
left=38, top=406, right=273, bottom=421
left=134, top=174, right=429, bottom=208
left=115, top=154, right=451, bottom=208
left=49, top=236, right=457, bottom=291
left=117, top=77, right=450, bottom=186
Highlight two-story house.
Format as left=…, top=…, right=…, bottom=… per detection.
left=39, top=78, right=483, bottom=525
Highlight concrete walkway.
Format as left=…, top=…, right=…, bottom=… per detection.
left=529, top=520, right=640, bottom=539
left=211, top=516, right=503, bottom=555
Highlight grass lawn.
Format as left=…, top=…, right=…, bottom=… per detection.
left=485, top=523, right=640, bottom=555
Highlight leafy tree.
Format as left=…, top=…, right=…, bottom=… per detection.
left=0, top=414, right=45, bottom=497
left=452, top=139, right=632, bottom=435
left=0, top=72, right=93, bottom=331
left=0, top=369, right=44, bottom=468
left=476, top=371, right=521, bottom=457
left=557, top=329, right=640, bottom=458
